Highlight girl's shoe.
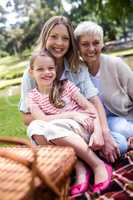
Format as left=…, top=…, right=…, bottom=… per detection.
left=92, top=163, right=112, bottom=194
left=70, top=169, right=91, bottom=196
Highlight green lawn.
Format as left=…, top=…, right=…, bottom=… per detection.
left=0, top=49, right=132, bottom=139
left=109, top=48, right=133, bottom=57
left=0, top=53, right=29, bottom=90
left=0, top=95, right=27, bottom=138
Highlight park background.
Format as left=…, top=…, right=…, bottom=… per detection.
left=0, top=0, right=133, bottom=138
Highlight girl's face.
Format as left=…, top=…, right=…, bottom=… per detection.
left=31, top=56, right=56, bottom=90
left=78, top=33, right=103, bottom=65
left=46, top=24, right=70, bottom=59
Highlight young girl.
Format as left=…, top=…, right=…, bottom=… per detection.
left=27, top=49, right=112, bottom=195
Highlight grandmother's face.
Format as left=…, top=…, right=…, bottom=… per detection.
left=78, top=33, right=103, bottom=64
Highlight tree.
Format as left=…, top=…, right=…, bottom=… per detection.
left=67, top=0, right=133, bottom=41
left=0, top=0, right=65, bottom=54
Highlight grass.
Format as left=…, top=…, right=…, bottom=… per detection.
left=0, top=54, right=29, bottom=91
left=109, top=48, right=133, bottom=57
left=0, top=95, right=26, bottom=138
left=0, top=55, right=29, bottom=80
left=0, top=77, right=22, bottom=90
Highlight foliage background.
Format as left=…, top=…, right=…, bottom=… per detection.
left=0, top=0, right=133, bottom=56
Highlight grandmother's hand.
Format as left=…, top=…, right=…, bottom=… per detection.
left=89, top=132, right=104, bottom=151
left=100, top=130, right=120, bottom=163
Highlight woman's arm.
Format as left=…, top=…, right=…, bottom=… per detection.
left=72, top=91, right=104, bottom=150
left=19, top=69, right=36, bottom=125
left=90, top=96, right=120, bottom=162
left=117, top=58, right=133, bottom=100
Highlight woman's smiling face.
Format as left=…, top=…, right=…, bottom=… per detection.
left=78, top=33, right=103, bottom=65
left=46, top=24, right=70, bottom=59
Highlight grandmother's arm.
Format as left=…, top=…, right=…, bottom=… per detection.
left=77, top=65, right=120, bottom=162
left=117, top=57, right=133, bottom=100
left=90, top=96, right=120, bottom=162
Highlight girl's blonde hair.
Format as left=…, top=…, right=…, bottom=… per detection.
left=30, top=49, right=65, bottom=108
left=37, top=16, right=79, bottom=71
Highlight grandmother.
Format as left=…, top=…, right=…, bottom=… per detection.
left=74, top=21, right=133, bottom=156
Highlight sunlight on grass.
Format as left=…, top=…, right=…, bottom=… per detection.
left=0, top=60, right=28, bottom=71
left=0, top=95, right=26, bottom=138
left=110, top=48, right=133, bottom=57
left=0, top=77, right=22, bottom=90
left=0, top=67, right=24, bottom=79
left=0, top=56, right=20, bottom=67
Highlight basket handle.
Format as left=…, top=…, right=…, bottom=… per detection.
left=0, top=136, right=37, bottom=195
left=0, top=136, right=36, bottom=167
left=0, top=136, right=60, bottom=196
left=0, top=136, right=33, bottom=148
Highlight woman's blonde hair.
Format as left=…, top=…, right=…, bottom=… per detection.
left=37, top=16, right=79, bottom=71
left=30, top=49, right=65, bottom=109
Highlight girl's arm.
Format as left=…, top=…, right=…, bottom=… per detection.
left=72, top=91, right=104, bottom=150
left=28, top=98, right=83, bottom=122
left=21, top=112, right=34, bottom=126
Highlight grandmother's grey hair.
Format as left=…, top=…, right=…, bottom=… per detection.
left=74, top=21, right=104, bottom=44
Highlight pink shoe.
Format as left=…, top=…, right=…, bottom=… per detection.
left=70, top=169, right=91, bottom=196
left=92, top=163, right=112, bottom=194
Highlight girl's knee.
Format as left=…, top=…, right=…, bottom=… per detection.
left=32, top=135, right=47, bottom=145
left=27, top=120, right=47, bottom=143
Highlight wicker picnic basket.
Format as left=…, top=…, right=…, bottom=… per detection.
left=0, top=136, right=76, bottom=200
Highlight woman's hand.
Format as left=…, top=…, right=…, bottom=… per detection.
left=89, top=132, right=104, bottom=151
left=71, top=112, right=95, bottom=134
left=101, top=130, right=120, bottom=163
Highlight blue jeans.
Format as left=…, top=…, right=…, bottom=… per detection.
left=107, top=116, right=133, bottom=154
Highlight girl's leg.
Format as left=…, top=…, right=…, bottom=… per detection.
left=27, top=119, right=109, bottom=184
left=32, top=135, right=47, bottom=145
left=51, top=133, right=109, bottom=184
left=75, top=160, right=89, bottom=184
left=70, top=160, right=91, bottom=195
left=27, top=120, right=48, bottom=145
left=27, top=119, right=76, bottom=145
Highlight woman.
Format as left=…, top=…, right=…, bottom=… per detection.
left=74, top=21, right=133, bottom=153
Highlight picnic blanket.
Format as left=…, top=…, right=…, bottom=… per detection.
left=68, top=150, right=133, bottom=200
